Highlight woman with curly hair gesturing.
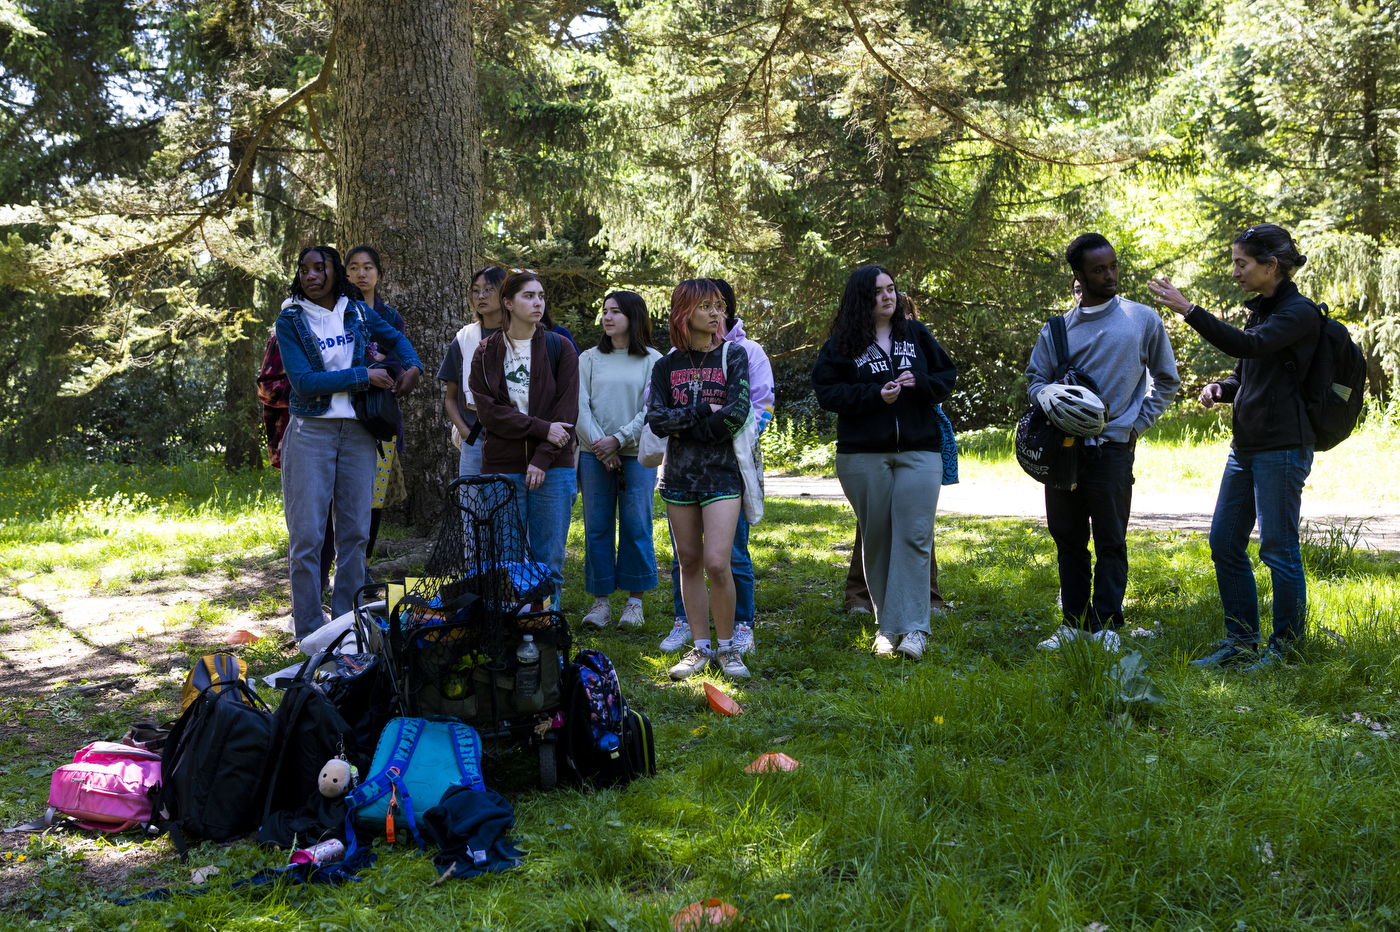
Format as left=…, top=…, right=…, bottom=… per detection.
left=812, top=265, right=957, bottom=661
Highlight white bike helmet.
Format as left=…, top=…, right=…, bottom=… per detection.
left=1036, top=383, right=1108, bottom=437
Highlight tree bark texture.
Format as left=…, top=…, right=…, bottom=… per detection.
left=333, top=0, right=483, bottom=532
left=222, top=131, right=265, bottom=471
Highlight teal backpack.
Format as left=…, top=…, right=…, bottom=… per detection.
left=343, top=717, right=485, bottom=858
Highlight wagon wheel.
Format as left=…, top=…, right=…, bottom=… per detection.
left=538, top=736, right=558, bottom=790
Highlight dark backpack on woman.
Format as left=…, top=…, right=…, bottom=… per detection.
left=1015, top=315, right=1102, bottom=491
left=1287, top=302, right=1367, bottom=452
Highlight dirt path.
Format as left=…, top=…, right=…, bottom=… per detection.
left=765, top=473, right=1400, bottom=549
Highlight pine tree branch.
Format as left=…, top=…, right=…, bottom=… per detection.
left=834, top=0, right=1130, bottom=168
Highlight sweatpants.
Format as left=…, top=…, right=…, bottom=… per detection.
left=281, top=416, right=378, bottom=638
left=835, top=450, right=941, bottom=636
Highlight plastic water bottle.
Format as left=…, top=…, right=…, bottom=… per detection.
left=597, top=730, right=620, bottom=758
left=515, top=635, right=540, bottom=699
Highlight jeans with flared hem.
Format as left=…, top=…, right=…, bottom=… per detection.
left=281, top=416, right=377, bottom=638
left=1209, top=445, right=1313, bottom=647
left=579, top=452, right=659, bottom=596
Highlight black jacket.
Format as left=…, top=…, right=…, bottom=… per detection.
left=1184, top=279, right=1322, bottom=452
left=811, top=320, right=957, bottom=454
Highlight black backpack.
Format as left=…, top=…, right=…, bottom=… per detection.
left=157, top=681, right=273, bottom=856
left=1287, top=302, right=1367, bottom=452
left=560, top=650, right=656, bottom=788
left=259, top=656, right=374, bottom=832
left=1015, top=315, right=1102, bottom=490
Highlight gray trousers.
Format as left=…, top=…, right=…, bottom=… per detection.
left=281, top=416, right=378, bottom=637
left=836, top=450, right=942, bottom=636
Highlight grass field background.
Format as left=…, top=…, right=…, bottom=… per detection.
left=0, top=451, right=1397, bottom=930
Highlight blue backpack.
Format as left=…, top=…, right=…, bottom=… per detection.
left=343, top=718, right=485, bottom=858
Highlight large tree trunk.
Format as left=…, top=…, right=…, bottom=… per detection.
left=332, top=0, right=483, bottom=532
left=222, top=130, right=264, bottom=471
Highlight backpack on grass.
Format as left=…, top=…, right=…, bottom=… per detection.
left=48, top=742, right=161, bottom=833
left=1288, top=302, right=1367, bottom=452
left=157, top=680, right=273, bottom=856
left=178, top=653, right=254, bottom=716
left=560, top=649, right=655, bottom=788
left=343, top=717, right=485, bottom=859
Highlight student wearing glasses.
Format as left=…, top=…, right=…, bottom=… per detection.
left=440, top=265, right=506, bottom=479
left=646, top=279, right=753, bottom=680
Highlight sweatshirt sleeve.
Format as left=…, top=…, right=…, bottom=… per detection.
left=615, top=350, right=660, bottom=450
left=575, top=349, right=602, bottom=449
left=744, top=340, right=776, bottom=413
left=1184, top=303, right=1316, bottom=359
left=685, top=344, right=751, bottom=443
left=1133, top=312, right=1181, bottom=434
left=811, top=341, right=883, bottom=415
left=1217, top=360, right=1242, bottom=404
left=1025, top=323, right=1057, bottom=402
left=907, top=325, right=957, bottom=405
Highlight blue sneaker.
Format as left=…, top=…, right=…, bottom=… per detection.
left=1241, top=644, right=1289, bottom=672
left=1189, top=640, right=1257, bottom=669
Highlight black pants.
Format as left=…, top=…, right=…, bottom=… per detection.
left=1045, top=441, right=1134, bottom=632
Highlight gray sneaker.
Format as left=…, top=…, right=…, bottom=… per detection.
left=732, top=623, right=756, bottom=654
left=582, top=599, right=611, bottom=629
left=618, top=601, right=645, bottom=629
left=895, top=630, right=927, bottom=660
left=659, top=618, right=692, bottom=652
left=716, top=647, right=750, bottom=679
left=668, top=646, right=715, bottom=680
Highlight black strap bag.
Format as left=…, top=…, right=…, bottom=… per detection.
left=1015, top=315, right=1101, bottom=491
left=156, top=681, right=273, bottom=856
left=353, top=363, right=401, bottom=442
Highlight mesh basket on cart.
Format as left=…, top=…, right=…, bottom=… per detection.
left=385, top=476, right=572, bottom=769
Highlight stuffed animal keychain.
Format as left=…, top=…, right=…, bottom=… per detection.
left=318, top=744, right=359, bottom=799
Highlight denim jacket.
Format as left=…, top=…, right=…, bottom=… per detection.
left=275, top=296, right=424, bottom=417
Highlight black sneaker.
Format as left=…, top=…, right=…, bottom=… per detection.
left=1189, top=640, right=1256, bottom=669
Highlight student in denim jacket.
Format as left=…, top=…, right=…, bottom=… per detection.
left=275, top=245, right=424, bottom=638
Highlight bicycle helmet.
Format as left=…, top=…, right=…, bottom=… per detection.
left=1036, top=383, right=1108, bottom=437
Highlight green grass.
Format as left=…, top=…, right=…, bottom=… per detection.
left=2, top=468, right=1400, bottom=930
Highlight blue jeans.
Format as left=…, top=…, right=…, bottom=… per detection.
left=671, top=511, right=754, bottom=624
left=1209, top=446, right=1313, bottom=647
left=579, top=453, right=659, bottom=596
left=504, top=467, right=576, bottom=597
left=281, top=416, right=377, bottom=638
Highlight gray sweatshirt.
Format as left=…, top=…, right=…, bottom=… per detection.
left=1025, top=296, right=1180, bottom=443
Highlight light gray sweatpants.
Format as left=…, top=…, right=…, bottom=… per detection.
left=281, top=416, right=378, bottom=637
left=836, top=450, right=942, bottom=636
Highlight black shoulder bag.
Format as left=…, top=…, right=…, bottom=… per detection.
left=353, top=363, right=401, bottom=443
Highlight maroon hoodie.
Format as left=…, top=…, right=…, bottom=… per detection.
left=468, top=326, right=579, bottom=473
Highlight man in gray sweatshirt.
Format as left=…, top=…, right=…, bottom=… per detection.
left=1026, top=233, right=1180, bottom=651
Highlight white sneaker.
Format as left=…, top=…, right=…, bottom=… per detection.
left=732, top=623, right=756, bottom=654
left=668, top=646, right=714, bottom=680
left=717, top=647, right=750, bottom=679
left=1091, top=628, right=1123, bottom=653
left=582, top=598, right=611, bottom=629
left=873, top=633, right=898, bottom=656
left=895, top=630, right=926, bottom=661
left=659, top=618, right=692, bottom=652
left=848, top=605, right=872, bottom=616
left=618, top=601, right=645, bottom=628
left=1037, top=625, right=1084, bottom=650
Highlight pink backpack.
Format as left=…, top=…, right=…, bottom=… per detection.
left=48, top=742, right=161, bottom=832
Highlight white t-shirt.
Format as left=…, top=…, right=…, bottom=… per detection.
left=503, top=336, right=532, bottom=414
left=294, top=295, right=357, bottom=419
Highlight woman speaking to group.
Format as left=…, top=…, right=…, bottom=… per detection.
left=812, top=265, right=957, bottom=661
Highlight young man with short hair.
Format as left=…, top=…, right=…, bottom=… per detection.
left=1026, top=234, right=1180, bottom=650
